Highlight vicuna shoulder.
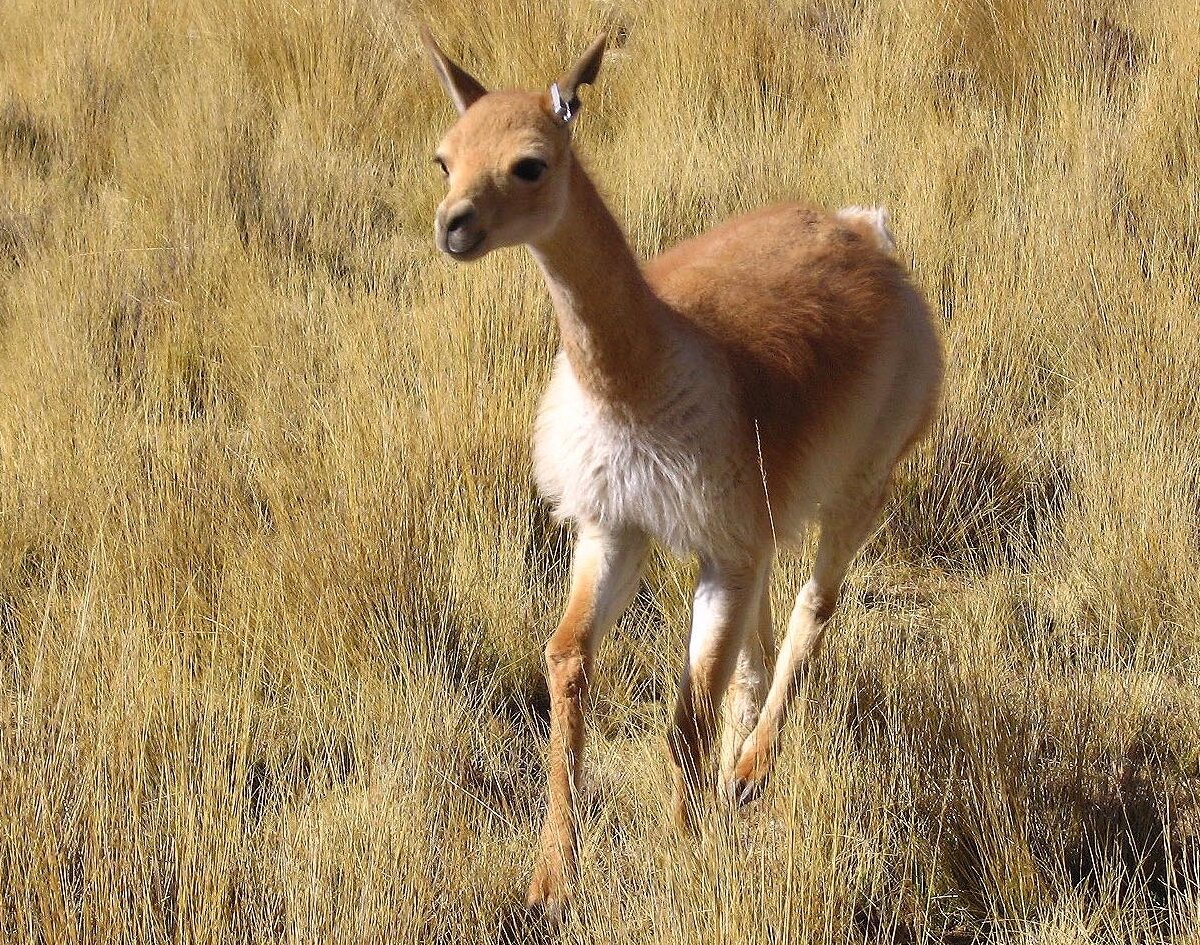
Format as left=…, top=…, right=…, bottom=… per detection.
left=639, top=201, right=909, bottom=394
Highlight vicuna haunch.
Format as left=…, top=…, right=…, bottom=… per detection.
left=422, top=29, right=944, bottom=912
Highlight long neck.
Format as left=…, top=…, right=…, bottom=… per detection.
left=528, top=158, right=664, bottom=407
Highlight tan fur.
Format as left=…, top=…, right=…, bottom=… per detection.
left=422, top=30, right=944, bottom=912
left=646, top=204, right=925, bottom=523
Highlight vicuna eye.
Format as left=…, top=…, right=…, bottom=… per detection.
left=512, top=158, right=547, bottom=182
left=434, top=156, right=448, bottom=177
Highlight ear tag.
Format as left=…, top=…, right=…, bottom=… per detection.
left=549, top=83, right=573, bottom=124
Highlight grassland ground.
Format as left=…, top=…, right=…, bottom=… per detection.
left=1, top=0, right=1198, bottom=942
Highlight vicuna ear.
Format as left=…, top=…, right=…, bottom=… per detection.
left=421, top=27, right=487, bottom=115
left=549, top=35, right=606, bottom=124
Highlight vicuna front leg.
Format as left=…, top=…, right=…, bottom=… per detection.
left=719, top=576, right=775, bottom=792
left=732, top=479, right=888, bottom=802
left=527, top=523, right=647, bottom=912
left=669, top=556, right=768, bottom=829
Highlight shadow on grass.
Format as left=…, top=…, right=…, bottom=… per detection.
left=836, top=653, right=1199, bottom=934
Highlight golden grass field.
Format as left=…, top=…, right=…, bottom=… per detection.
left=1, top=0, right=1198, bottom=941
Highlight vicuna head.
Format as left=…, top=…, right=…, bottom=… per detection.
left=422, top=28, right=606, bottom=261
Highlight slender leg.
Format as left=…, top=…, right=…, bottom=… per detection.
left=731, top=478, right=888, bottom=802
left=668, top=555, right=769, bottom=829
left=718, top=573, right=775, bottom=794
left=527, top=522, right=647, bottom=912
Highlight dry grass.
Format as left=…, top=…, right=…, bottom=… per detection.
left=1, top=0, right=1198, bottom=941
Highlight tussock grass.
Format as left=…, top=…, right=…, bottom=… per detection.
left=1, top=0, right=1198, bottom=941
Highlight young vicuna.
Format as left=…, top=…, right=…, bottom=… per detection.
left=422, top=30, right=944, bottom=910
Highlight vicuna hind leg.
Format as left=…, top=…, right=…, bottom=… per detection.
left=718, top=573, right=775, bottom=796
left=730, top=475, right=889, bottom=802
left=527, top=522, right=647, bottom=913
left=668, top=555, right=768, bottom=829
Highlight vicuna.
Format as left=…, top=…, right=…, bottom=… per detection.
left=422, top=30, right=944, bottom=912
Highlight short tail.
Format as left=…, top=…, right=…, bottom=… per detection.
left=836, top=205, right=896, bottom=254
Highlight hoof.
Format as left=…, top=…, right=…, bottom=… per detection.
left=730, top=744, right=773, bottom=806
left=727, top=773, right=768, bottom=807
left=525, top=865, right=570, bottom=921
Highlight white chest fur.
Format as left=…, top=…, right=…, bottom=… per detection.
left=532, top=347, right=760, bottom=557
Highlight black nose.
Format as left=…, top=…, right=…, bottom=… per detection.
left=446, top=208, right=476, bottom=234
